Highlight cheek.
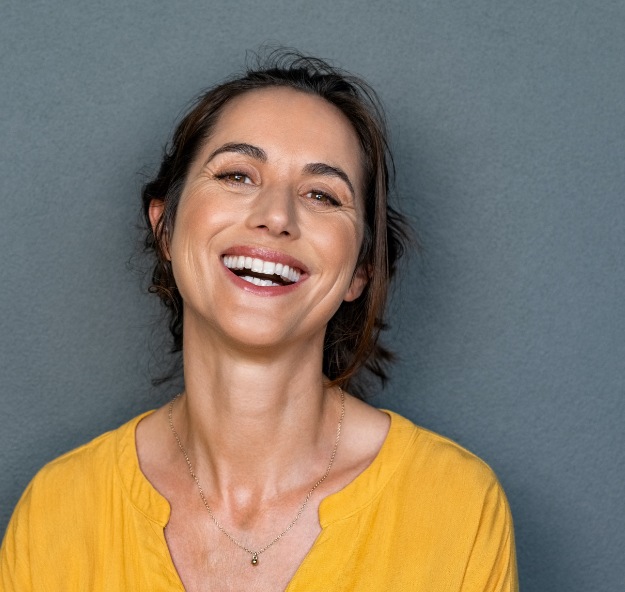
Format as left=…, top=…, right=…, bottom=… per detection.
left=170, top=188, right=231, bottom=246
left=314, top=218, right=364, bottom=283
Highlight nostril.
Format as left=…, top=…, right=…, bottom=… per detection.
left=256, top=224, right=291, bottom=237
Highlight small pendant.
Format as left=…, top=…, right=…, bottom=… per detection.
left=251, top=553, right=259, bottom=566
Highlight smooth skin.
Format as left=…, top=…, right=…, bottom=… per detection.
left=136, top=87, right=390, bottom=592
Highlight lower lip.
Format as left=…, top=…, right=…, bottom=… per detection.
left=222, top=265, right=306, bottom=296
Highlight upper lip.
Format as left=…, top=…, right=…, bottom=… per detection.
left=221, top=245, right=309, bottom=274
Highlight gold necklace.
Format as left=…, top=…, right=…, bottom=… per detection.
left=168, top=387, right=345, bottom=567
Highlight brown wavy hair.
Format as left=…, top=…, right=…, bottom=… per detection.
left=142, top=49, right=410, bottom=395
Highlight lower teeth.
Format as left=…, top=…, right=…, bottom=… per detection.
left=242, top=276, right=281, bottom=287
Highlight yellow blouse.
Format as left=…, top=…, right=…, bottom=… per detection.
left=1, top=410, right=518, bottom=591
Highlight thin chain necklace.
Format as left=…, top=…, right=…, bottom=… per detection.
left=168, top=387, right=345, bottom=567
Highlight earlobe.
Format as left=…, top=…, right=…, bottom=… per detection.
left=344, top=265, right=369, bottom=302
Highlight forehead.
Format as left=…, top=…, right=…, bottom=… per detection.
left=204, top=87, right=364, bottom=188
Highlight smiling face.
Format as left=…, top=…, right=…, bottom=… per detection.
left=151, top=87, right=368, bottom=351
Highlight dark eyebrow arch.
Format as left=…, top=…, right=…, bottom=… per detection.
left=303, top=162, right=356, bottom=200
left=205, top=142, right=267, bottom=165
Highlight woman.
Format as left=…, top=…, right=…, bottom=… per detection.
left=0, top=51, right=518, bottom=591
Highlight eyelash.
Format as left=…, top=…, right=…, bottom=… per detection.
left=305, top=190, right=341, bottom=208
left=214, top=171, right=252, bottom=184
left=214, top=171, right=342, bottom=208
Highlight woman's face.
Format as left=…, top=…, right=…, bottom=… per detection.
left=154, top=87, right=368, bottom=350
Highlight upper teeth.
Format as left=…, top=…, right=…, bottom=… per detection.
left=222, top=255, right=302, bottom=283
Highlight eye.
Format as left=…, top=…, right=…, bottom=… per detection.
left=215, top=171, right=253, bottom=185
left=305, top=190, right=341, bottom=208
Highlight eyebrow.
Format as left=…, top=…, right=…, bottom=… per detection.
left=303, top=162, right=356, bottom=200
left=205, top=142, right=268, bottom=165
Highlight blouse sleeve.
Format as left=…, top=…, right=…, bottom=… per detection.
left=460, top=477, right=519, bottom=592
left=0, top=482, right=36, bottom=592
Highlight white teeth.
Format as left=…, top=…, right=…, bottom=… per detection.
left=241, top=276, right=280, bottom=287
left=227, top=255, right=242, bottom=269
left=222, top=255, right=302, bottom=284
left=251, top=258, right=264, bottom=273
left=279, top=265, right=300, bottom=282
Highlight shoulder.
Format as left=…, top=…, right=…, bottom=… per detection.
left=384, top=412, right=515, bottom=554
left=2, top=411, right=156, bottom=553
left=319, top=408, right=517, bottom=588
left=387, top=410, right=501, bottom=484
left=7, top=411, right=152, bottom=527
left=0, top=411, right=161, bottom=589
left=381, top=410, right=512, bottom=522
left=372, top=411, right=518, bottom=590
left=33, top=412, right=149, bottom=493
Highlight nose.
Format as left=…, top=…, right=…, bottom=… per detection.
left=245, top=183, right=300, bottom=239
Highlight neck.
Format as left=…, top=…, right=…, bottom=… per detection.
left=170, top=322, right=340, bottom=501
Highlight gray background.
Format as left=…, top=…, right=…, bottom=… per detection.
left=1, top=0, right=624, bottom=590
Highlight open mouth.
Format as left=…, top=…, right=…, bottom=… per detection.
left=222, top=255, right=302, bottom=287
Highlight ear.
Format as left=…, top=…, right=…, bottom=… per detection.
left=148, top=199, right=170, bottom=260
left=344, top=265, right=369, bottom=302
left=148, top=199, right=165, bottom=231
